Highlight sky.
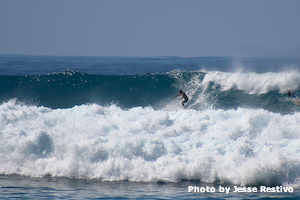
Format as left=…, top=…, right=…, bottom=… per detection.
left=0, top=0, right=300, bottom=57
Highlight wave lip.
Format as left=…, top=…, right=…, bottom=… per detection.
left=202, top=70, right=300, bottom=94
left=0, top=100, right=300, bottom=187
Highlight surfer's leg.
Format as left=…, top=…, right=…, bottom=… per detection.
left=182, top=99, right=188, bottom=107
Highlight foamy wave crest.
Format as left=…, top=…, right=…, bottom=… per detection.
left=202, top=70, right=300, bottom=94
left=1, top=99, right=300, bottom=187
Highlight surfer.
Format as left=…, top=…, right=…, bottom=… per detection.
left=173, top=90, right=188, bottom=108
left=288, top=90, right=296, bottom=98
left=287, top=90, right=300, bottom=105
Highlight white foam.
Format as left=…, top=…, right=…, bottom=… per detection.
left=202, top=70, right=300, bottom=94
left=0, top=99, right=300, bottom=187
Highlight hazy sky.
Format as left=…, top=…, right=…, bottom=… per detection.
left=1, top=0, right=300, bottom=57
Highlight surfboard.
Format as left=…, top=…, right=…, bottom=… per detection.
left=291, top=96, right=300, bottom=105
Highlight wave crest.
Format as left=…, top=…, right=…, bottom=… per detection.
left=202, top=70, right=300, bottom=94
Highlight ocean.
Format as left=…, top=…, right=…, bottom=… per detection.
left=0, top=55, right=300, bottom=199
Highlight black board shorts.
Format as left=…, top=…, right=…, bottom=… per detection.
left=183, top=98, right=188, bottom=104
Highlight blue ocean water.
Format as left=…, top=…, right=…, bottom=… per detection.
left=0, top=55, right=300, bottom=199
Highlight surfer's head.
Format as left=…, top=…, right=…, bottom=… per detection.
left=179, top=90, right=183, bottom=93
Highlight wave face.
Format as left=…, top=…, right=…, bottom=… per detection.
left=0, top=71, right=177, bottom=109
left=1, top=70, right=300, bottom=114
left=1, top=55, right=300, bottom=187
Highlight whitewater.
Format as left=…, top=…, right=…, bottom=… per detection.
left=1, top=55, right=300, bottom=199
left=1, top=99, right=300, bottom=186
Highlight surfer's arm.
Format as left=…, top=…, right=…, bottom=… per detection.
left=173, top=94, right=180, bottom=98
